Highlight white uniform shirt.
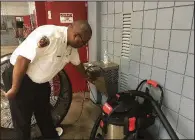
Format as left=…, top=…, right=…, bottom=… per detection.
left=10, top=25, right=81, bottom=84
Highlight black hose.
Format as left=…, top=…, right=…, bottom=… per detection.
left=129, top=91, right=179, bottom=140
left=150, top=101, right=179, bottom=140
left=90, top=113, right=102, bottom=140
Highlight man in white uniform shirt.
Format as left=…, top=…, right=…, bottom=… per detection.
left=3, top=20, right=92, bottom=140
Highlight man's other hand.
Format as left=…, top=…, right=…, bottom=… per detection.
left=5, top=88, right=18, bottom=99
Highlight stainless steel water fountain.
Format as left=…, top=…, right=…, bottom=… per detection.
left=84, top=61, right=119, bottom=98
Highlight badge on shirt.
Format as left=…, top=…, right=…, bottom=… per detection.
left=37, top=36, right=50, bottom=48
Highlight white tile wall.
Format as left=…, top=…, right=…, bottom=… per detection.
left=101, top=15, right=108, bottom=27
left=165, top=71, right=184, bottom=94
left=123, top=2, right=133, bottom=13
left=129, top=60, right=139, bottom=77
left=108, top=2, right=114, bottom=14
left=107, top=14, right=114, bottom=28
left=189, top=31, right=194, bottom=54
left=159, top=124, right=187, bottom=139
left=139, top=63, right=152, bottom=79
left=113, top=56, right=120, bottom=65
left=156, top=8, right=173, bottom=29
left=185, top=54, right=194, bottom=77
left=115, top=13, right=123, bottom=28
left=101, top=28, right=107, bottom=40
left=172, top=6, right=194, bottom=29
left=133, top=2, right=144, bottom=11
left=101, top=41, right=107, bottom=51
left=131, top=29, right=142, bottom=45
left=132, top=12, right=143, bottom=28
left=163, top=90, right=181, bottom=112
left=153, top=49, right=168, bottom=69
left=141, top=47, right=153, bottom=65
left=175, top=2, right=194, bottom=6
left=114, top=29, right=122, bottom=43
left=143, top=10, right=157, bottom=29
left=114, top=42, right=122, bottom=57
left=158, top=2, right=174, bottom=8
left=144, top=2, right=157, bottom=10
left=101, top=2, right=107, bottom=14
left=159, top=126, right=172, bottom=139
left=99, top=2, right=194, bottom=139
left=182, top=76, right=194, bottom=100
left=120, top=57, right=129, bottom=74
left=167, top=51, right=187, bottom=74
left=179, top=97, right=194, bottom=121
left=114, top=2, right=123, bottom=13
left=101, top=41, right=107, bottom=59
left=161, top=106, right=179, bottom=130
left=108, top=54, right=114, bottom=62
left=107, top=29, right=114, bottom=42
left=129, top=45, right=141, bottom=61
left=142, top=30, right=155, bottom=47
left=151, top=67, right=166, bottom=86
left=128, top=75, right=139, bottom=89
left=108, top=42, right=114, bottom=54
left=170, top=30, right=191, bottom=52
left=177, top=115, right=194, bottom=139
left=154, top=30, right=170, bottom=50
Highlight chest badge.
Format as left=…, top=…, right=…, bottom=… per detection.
left=37, top=36, right=50, bottom=48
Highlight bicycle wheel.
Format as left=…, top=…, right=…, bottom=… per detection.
left=1, top=53, right=72, bottom=139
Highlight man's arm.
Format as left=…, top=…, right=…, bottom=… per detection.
left=75, top=63, right=96, bottom=83
left=11, top=56, right=30, bottom=93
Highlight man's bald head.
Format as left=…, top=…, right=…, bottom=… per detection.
left=72, top=20, right=92, bottom=38
left=67, top=20, right=92, bottom=48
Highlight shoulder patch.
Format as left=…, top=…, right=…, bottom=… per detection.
left=38, top=36, right=50, bottom=48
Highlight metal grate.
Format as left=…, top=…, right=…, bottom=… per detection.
left=122, top=13, right=132, bottom=59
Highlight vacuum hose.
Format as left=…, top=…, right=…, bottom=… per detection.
left=129, top=91, right=179, bottom=140
left=90, top=113, right=102, bottom=140
left=151, top=101, right=179, bottom=140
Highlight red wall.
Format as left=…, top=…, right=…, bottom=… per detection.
left=35, top=2, right=47, bottom=26
left=23, top=15, right=31, bottom=27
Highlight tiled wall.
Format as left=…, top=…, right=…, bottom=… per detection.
left=100, top=2, right=194, bottom=139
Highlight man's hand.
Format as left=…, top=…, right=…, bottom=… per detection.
left=75, top=63, right=97, bottom=83
left=5, top=88, right=18, bottom=99
left=8, top=55, right=31, bottom=99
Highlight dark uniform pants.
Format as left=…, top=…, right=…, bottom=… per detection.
left=2, top=62, right=59, bottom=140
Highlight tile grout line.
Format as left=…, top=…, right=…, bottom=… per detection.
left=124, top=55, right=194, bottom=78
left=122, top=72, right=194, bottom=101
left=152, top=2, right=161, bottom=138
left=129, top=44, right=194, bottom=55
left=169, top=3, right=181, bottom=131
left=132, top=28, right=193, bottom=31
left=163, top=105, right=195, bottom=123
left=176, top=5, right=195, bottom=130
left=161, top=105, right=191, bottom=139
left=157, top=2, right=177, bottom=136
left=150, top=2, right=159, bottom=81
left=131, top=4, right=194, bottom=12
left=137, top=2, right=145, bottom=84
